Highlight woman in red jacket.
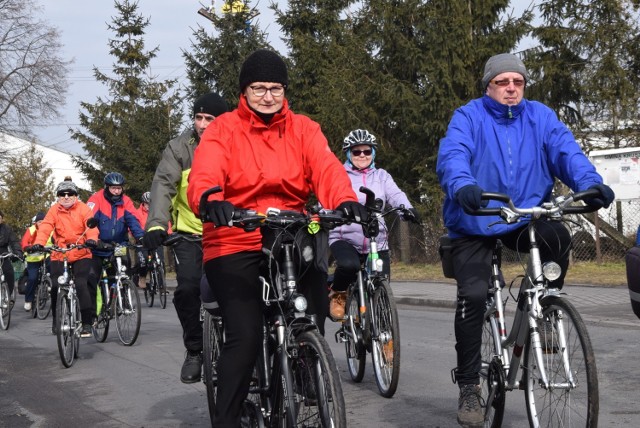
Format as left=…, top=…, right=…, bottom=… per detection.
left=187, top=49, right=367, bottom=427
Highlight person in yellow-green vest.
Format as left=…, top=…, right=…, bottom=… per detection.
left=20, top=212, right=51, bottom=311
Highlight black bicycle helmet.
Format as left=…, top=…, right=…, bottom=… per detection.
left=55, top=180, right=78, bottom=195
left=342, top=129, right=377, bottom=152
left=104, top=172, right=126, bottom=187
left=141, top=191, right=151, bottom=204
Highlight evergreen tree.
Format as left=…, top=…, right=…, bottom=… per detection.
left=70, top=0, right=183, bottom=200
left=0, top=143, right=55, bottom=231
left=184, top=1, right=271, bottom=108
left=527, top=0, right=640, bottom=149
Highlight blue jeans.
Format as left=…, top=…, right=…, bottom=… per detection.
left=25, top=260, right=49, bottom=303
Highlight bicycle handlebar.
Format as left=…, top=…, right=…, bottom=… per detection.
left=469, top=189, right=603, bottom=222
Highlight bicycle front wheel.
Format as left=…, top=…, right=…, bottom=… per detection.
left=523, top=295, right=599, bottom=427
left=289, top=330, right=347, bottom=427
left=57, top=291, right=76, bottom=368
left=36, top=276, right=53, bottom=320
left=115, top=279, right=141, bottom=346
left=203, top=311, right=224, bottom=425
left=370, top=278, right=400, bottom=398
left=479, top=301, right=505, bottom=428
left=0, top=281, right=11, bottom=330
left=156, top=264, right=167, bottom=309
left=344, top=288, right=366, bottom=382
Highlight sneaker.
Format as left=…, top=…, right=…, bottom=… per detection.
left=329, top=291, right=347, bottom=320
left=382, top=339, right=394, bottom=364
left=180, top=350, right=203, bottom=383
left=80, top=324, right=92, bottom=338
left=24, top=301, right=32, bottom=311
left=539, top=319, right=558, bottom=353
left=457, top=384, right=484, bottom=427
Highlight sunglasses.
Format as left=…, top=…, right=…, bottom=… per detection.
left=351, top=149, right=372, bottom=156
left=57, top=192, right=77, bottom=198
left=491, top=78, right=526, bottom=87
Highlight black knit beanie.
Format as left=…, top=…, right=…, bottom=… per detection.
left=238, top=49, right=288, bottom=92
left=193, top=92, right=229, bottom=118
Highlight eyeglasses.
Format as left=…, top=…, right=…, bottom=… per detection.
left=57, top=192, right=77, bottom=198
left=248, top=85, right=285, bottom=97
left=491, top=78, right=526, bottom=87
left=351, top=149, right=372, bottom=156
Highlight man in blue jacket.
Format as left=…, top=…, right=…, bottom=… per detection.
left=436, top=53, right=615, bottom=427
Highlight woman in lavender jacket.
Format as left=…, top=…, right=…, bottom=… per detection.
left=328, top=129, right=421, bottom=321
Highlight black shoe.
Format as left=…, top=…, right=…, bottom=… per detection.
left=80, top=324, right=92, bottom=338
left=180, top=350, right=203, bottom=383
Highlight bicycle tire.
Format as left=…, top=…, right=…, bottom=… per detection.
left=288, top=330, right=347, bottom=427
left=36, top=276, right=52, bottom=320
left=115, top=279, right=141, bottom=346
left=523, top=295, right=599, bottom=427
left=93, top=286, right=110, bottom=342
left=479, top=300, right=505, bottom=428
left=156, top=264, right=167, bottom=309
left=203, top=311, right=224, bottom=425
left=145, top=279, right=154, bottom=308
left=0, top=281, right=10, bottom=330
left=57, top=291, right=76, bottom=368
left=370, top=278, right=400, bottom=398
left=344, top=288, right=366, bottom=382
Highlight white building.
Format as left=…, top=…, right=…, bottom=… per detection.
left=0, top=133, right=92, bottom=190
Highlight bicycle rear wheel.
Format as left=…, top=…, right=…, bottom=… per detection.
left=57, top=291, right=76, bottom=368
left=479, top=300, right=505, bottom=428
left=145, top=275, right=155, bottom=308
left=36, top=276, right=52, bottom=320
left=344, top=288, right=366, bottom=382
left=115, top=279, right=141, bottom=346
left=370, top=278, right=400, bottom=398
left=523, top=295, right=598, bottom=427
left=93, top=286, right=110, bottom=342
left=0, top=281, right=10, bottom=330
left=203, top=311, right=224, bottom=425
left=290, top=330, right=347, bottom=427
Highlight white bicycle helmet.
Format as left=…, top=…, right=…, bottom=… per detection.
left=141, top=191, right=151, bottom=204
left=342, top=129, right=377, bottom=152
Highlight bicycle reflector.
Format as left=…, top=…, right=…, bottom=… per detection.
left=542, top=262, right=562, bottom=282
left=293, top=294, right=307, bottom=313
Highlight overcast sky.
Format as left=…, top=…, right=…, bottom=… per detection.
left=36, top=0, right=532, bottom=155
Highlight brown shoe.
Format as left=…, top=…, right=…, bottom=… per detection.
left=457, top=384, right=484, bottom=427
left=329, top=291, right=347, bottom=320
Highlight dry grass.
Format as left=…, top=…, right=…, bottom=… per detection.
left=392, top=261, right=627, bottom=287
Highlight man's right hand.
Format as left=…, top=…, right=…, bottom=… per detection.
left=456, top=185, right=487, bottom=213
left=205, top=201, right=235, bottom=227
left=143, top=229, right=168, bottom=250
left=27, top=244, right=44, bottom=253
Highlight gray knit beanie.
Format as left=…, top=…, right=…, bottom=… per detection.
left=482, top=53, right=528, bottom=89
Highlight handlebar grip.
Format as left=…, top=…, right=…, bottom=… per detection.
left=481, top=192, right=511, bottom=203
left=198, top=186, right=223, bottom=222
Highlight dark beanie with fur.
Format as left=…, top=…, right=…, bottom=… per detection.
left=193, top=92, right=229, bottom=118
left=238, top=49, right=288, bottom=92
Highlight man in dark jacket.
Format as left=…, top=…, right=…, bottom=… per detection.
left=0, top=210, right=25, bottom=304
left=143, top=92, right=229, bottom=383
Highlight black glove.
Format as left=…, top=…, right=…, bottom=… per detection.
left=584, top=184, right=615, bottom=209
left=11, top=253, right=23, bottom=262
left=143, top=229, right=168, bottom=250
left=85, top=239, right=98, bottom=249
left=28, top=244, right=44, bottom=253
left=456, top=185, right=487, bottom=214
left=337, top=201, right=369, bottom=223
left=205, top=200, right=235, bottom=227
left=402, top=208, right=421, bottom=224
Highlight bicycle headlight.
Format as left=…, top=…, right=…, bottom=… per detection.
left=119, top=265, right=127, bottom=273
left=58, top=273, right=68, bottom=285
left=293, top=295, right=307, bottom=313
left=375, top=258, right=384, bottom=272
left=542, top=262, right=562, bottom=282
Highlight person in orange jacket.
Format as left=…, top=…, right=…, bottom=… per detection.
left=187, top=49, right=367, bottom=427
left=29, top=180, right=99, bottom=336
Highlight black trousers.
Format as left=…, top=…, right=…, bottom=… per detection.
left=451, top=221, right=571, bottom=385
left=205, top=251, right=328, bottom=427
left=2, top=258, right=14, bottom=296
left=329, top=240, right=390, bottom=292
left=171, top=236, right=203, bottom=352
left=50, top=258, right=94, bottom=325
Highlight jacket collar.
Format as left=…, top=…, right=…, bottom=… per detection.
left=482, top=95, right=526, bottom=123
